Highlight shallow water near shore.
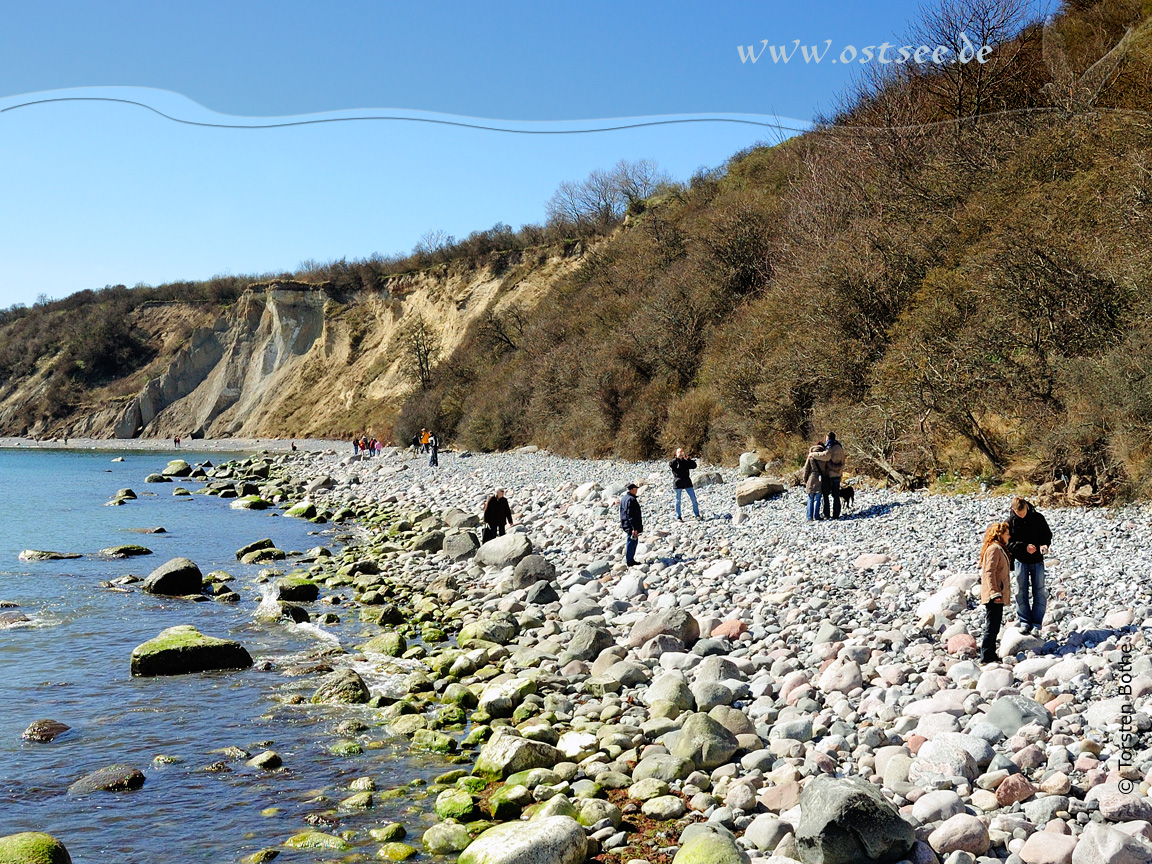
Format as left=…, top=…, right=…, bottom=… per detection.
left=0, top=449, right=447, bottom=862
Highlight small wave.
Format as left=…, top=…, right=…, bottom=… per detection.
left=290, top=622, right=342, bottom=646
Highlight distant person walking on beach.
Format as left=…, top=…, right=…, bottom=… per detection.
left=1007, top=496, right=1052, bottom=636
left=821, top=432, right=846, bottom=520
left=420, top=428, right=431, bottom=453
left=619, top=482, right=643, bottom=566
left=979, top=521, right=1012, bottom=663
left=428, top=433, right=439, bottom=467
left=669, top=448, right=701, bottom=521
left=483, top=488, right=513, bottom=541
left=803, top=442, right=831, bottom=522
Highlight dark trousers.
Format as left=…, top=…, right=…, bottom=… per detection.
left=822, top=476, right=841, bottom=519
left=624, top=531, right=638, bottom=565
left=982, top=601, right=1003, bottom=662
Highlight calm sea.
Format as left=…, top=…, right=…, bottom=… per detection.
left=0, top=448, right=442, bottom=862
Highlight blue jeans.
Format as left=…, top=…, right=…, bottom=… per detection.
left=624, top=531, right=638, bottom=565
left=1015, top=560, right=1047, bottom=630
left=675, top=487, right=700, bottom=519
left=806, top=493, right=822, bottom=521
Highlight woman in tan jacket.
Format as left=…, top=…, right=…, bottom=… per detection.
left=979, top=521, right=1012, bottom=663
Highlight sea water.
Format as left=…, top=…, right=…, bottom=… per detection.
left=0, top=448, right=442, bottom=862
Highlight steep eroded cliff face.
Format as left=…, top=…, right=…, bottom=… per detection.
left=11, top=249, right=581, bottom=440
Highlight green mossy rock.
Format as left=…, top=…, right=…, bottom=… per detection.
left=340, top=790, right=373, bottom=808
left=162, top=459, right=192, bottom=477
left=0, top=831, right=72, bottom=863
left=230, top=495, right=270, bottom=510
left=235, top=538, right=275, bottom=560
left=411, top=728, right=456, bottom=753
left=457, top=816, right=586, bottom=864
left=239, top=849, right=279, bottom=863
left=241, top=547, right=285, bottom=564
left=369, top=824, right=406, bottom=842
left=421, top=822, right=472, bottom=855
left=434, top=788, right=477, bottom=821
left=377, top=842, right=418, bottom=861
left=130, top=625, right=252, bottom=677
left=144, top=473, right=171, bottom=483
left=672, top=827, right=751, bottom=864
left=284, top=501, right=317, bottom=519
left=310, top=668, right=370, bottom=704
left=361, top=632, right=406, bottom=656
left=283, top=832, right=349, bottom=850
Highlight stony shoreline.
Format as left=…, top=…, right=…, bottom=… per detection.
left=9, top=444, right=1152, bottom=864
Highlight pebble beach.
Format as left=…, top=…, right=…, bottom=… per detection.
left=7, top=441, right=1152, bottom=864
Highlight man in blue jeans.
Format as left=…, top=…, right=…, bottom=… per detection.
left=619, top=482, right=643, bottom=566
left=1007, top=496, right=1053, bottom=636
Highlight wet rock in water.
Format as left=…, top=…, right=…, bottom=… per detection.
left=144, top=473, right=171, bottom=483
left=795, top=776, right=915, bottom=864
left=458, top=815, right=587, bottom=864
left=236, top=539, right=275, bottom=560
left=99, top=544, right=152, bottom=558
left=275, top=575, right=318, bottom=602
left=130, top=625, right=253, bottom=676
left=114, top=488, right=137, bottom=499
left=246, top=750, right=282, bottom=770
left=284, top=501, right=317, bottom=519
left=240, top=850, right=280, bottom=864
left=377, top=842, right=418, bottom=861
left=254, top=601, right=309, bottom=624
left=230, top=495, right=270, bottom=510
left=0, top=832, right=73, bottom=863
left=129, top=526, right=166, bottom=534
left=310, top=668, right=370, bottom=705
left=22, top=719, right=71, bottom=743
left=361, top=632, right=406, bottom=657
left=18, top=550, right=81, bottom=562
left=142, top=557, right=203, bottom=596
left=162, top=459, right=192, bottom=477
left=68, top=764, right=146, bottom=794
left=282, top=832, right=349, bottom=850
left=241, top=547, right=285, bottom=563
left=0, top=611, right=31, bottom=627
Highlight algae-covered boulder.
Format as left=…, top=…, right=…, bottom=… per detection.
left=99, top=545, right=152, bottom=558
left=276, top=575, right=318, bottom=602
left=230, top=495, right=270, bottom=510
left=422, top=822, right=472, bottom=855
left=142, top=557, right=203, bottom=596
left=162, top=459, right=192, bottom=477
left=283, top=832, right=349, bottom=850
left=473, top=732, right=561, bottom=781
left=672, top=825, right=750, bottom=864
left=130, top=625, right=253, bottom=676
left=144, top=473, right=171, bottom=483
left=670, top=712, right=739, bottom=770
left=0, top=832, right=72, bottom=863
left=284, top=501, right=317, bottom=519
left=68, top=764, right=146, bottom=794
left=311, top=668, right=370, bottom=705
left=241, top=547, right=285, bottom=564
left=435, top=788, right=477, bottom=821
left=361, top=632, right=406, bottom=657
left=18, top=550, right=81, bottom=562
left=458, top=816, right=586, bottom=864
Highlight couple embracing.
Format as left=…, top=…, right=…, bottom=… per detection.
left=802, top=432, right=847, bottom=521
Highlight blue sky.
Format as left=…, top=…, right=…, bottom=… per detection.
left=0, top=1, right=1032, bottom=306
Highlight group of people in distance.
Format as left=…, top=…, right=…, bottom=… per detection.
left=979, top=496, right=1053, bottom=663
left=409, top=428, right=440, bottom=467
left=352, top=435, right=382, bottom=456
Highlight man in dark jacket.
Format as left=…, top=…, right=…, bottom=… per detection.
left=483, top=489, right=513, bottom=539
left=822, top=432, right=847, bottom=520
left=1007, top=496, right=1053, bottom=635
left=670, top=448, right=701, bottom=521
left=619, top=483, right=643, bottom=566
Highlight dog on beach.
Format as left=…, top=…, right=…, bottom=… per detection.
left=838, top=485, right=855, bottom=510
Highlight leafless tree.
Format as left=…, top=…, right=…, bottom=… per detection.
left=401, top=314, right=440, bottom=390
left=546, top=159, right=673, bottom=230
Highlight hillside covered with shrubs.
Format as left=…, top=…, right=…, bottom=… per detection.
left=397, top=0, right=1152, bottom=498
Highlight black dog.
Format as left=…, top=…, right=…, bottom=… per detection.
left=838, top=485, right=855, bottom=510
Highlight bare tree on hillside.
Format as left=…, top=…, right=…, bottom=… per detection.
left=546, top=159, right=673, bottom=231
left=401, top=314, right=441, bottom=391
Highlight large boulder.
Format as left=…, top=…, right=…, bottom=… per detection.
left=738, top=452, right=765, bottom=476
left=142, top=557, right=203, bottom=596
left=795, top=776, right=915, bottom=864
left=984, top=695, right=1052, bottom=737
left=130, top=626, right=252, bottom=676
left=22, top=719, right=71, bottom=743
left=734, top=478, right=785, bottom=506
left=443, top=532, right=480, bottom=562
left=18, top=550, right=81, bottom=561
left=628, top=609, right=700, bottom=649
left=311, top=668, right=370, bottom=704
left=0, top=832, right=72, bottom=863
left=670, top=713, right=739, bottom=770
left=474, top=533, right=533, bottom=568
left=567, top=623, right=614, bottom=661
left=276, top=575, right=319, bottom=602
left=161, top=459, right=192, bottom=477
left=458, top=816, right=587, bottom=864
left=68, top=765, right=146, bottom=794
left=473, top=733, right=561, bottom=781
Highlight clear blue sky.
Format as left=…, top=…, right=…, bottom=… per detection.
left=0, top=0, right=1028, bottom=306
